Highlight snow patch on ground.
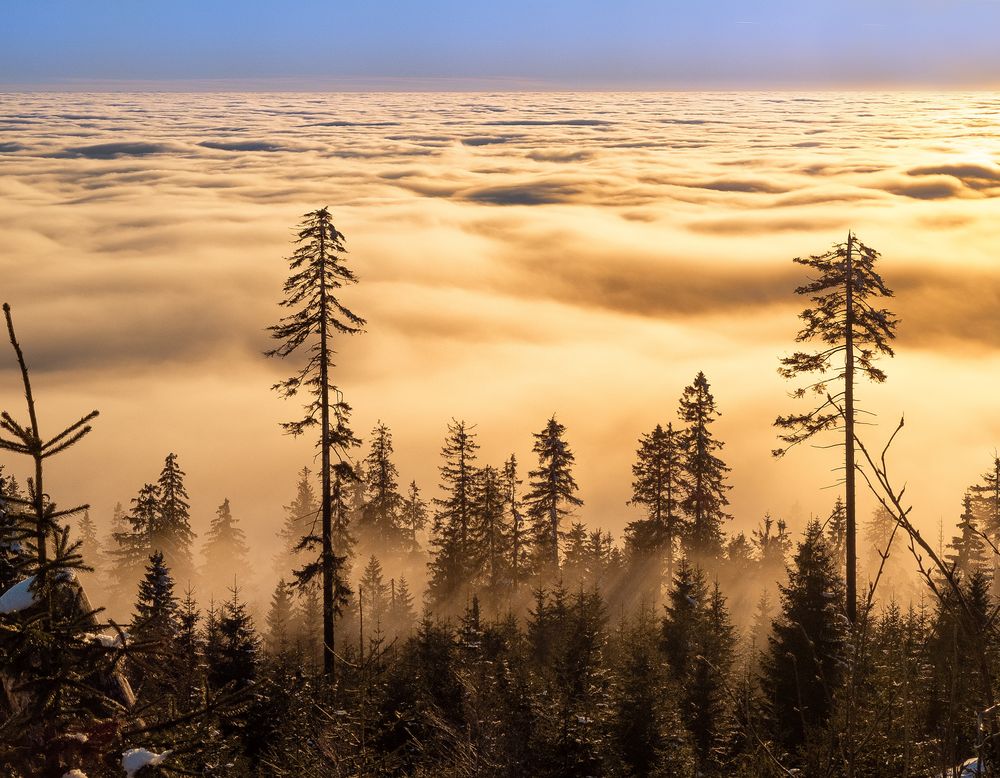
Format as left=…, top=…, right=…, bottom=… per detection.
left=122, top=747, right=171, bottom=777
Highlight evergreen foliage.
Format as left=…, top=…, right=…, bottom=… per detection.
left=427, top=419, right=479, bottom=607
left=678, top=372, right=731, bottom=559
left=266, top=206, right=364, bottom=679
left=762, top=520, right=847, bottom=752
left=202, top=497, right=250, bottom=581
left=627, top=422, right=686, bottom=598
left=524, top=415, right=583, bottom=573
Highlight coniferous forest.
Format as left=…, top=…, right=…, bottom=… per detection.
left=3, top=209, right=1000, bottom=778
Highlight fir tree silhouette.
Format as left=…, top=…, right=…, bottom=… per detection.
left=266, top=206, right=364, bottom=679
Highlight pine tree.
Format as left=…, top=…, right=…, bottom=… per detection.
left=775, top=233, right=897, bottom=624
left=427, top=420, right=479, bottom=606
left=399, top=480, right=428, bottom=552
left=762, top=520, right=848, bottom=751
left=524, top=415, right=583, bottom=574
left=627, top=422, right=686, bottom=596
left=201, top=497, right=250, bottom=581
left=154, top=452, right=196, bottom=582
left=677, top=373, right=731, bottom=560
left=266, top=206, right=364, bottom=679
left=361, top=421, right=404, bottom=552
left=265, top=579, right=296, bottom=656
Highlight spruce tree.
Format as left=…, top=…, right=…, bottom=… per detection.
left=524, top=415, right=583, bottom=574
left=265, top=578, right=296, bottom=656
left=387, top=576, right=417, bottom=636
left=686, top=582, right=737, bottom=771
left=359, top=555, right=390, bottom=637
left=972, top=456, right=1000, bottom=540
left=661, top=559, right=708, bottom=690
left=112, top=482, right=160, bottom=610
left=427, top=420, right=479, bottom=607
left=502, top=454, right=528, bottom=589
left=762, top=520, right=847, bottom=751
left=471, top=464, right=510, bottom=600
left=561, top=522, right=590, bottom=589
left=102, top=501, right=128, bottom=604
left=399, top=480, right=428, bottom=553
left=201, top=497, right=250, bottom=581
left=131, top=551, right=179, bottom=635
left=266, top=206, right=364, bottom=679
left=826, top=497, right=847, bottom=572
left=175, top=586, right=205, bottom=712
left=76, top=510, right=101, bottom=569
left=208, top=587, right=262, bottom=692
left=154, top=452, right=196, bottom=582
left=612, top=607, right=695, bottom=777
left=945, top=492, right=989, bottom=578
left=130, top=551, right=181, bottom=697
left=361, top=421, right=404, bottom=552
left=627, top=422, right=686, bottom=595
left=296, top=584, right=323, bottom=671
left=774, top=233, right=897, bottom=624
left=677, top=373, right=731, bottom=560
left=276, top=467, right=319, bottom=577
left=76, top=510, right=103, bottom=599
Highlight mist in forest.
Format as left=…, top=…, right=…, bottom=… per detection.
left=4, top=89, right=1000, bottom=777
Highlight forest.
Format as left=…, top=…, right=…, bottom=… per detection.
left=1, top=208, right=997, bottom=778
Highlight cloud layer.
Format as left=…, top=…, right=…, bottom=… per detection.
left=2, top=91, right=999, bottom=576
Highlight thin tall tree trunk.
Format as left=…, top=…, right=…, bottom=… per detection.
left=318, top=224, right=336, bottom=680
left=844, top=230, right=857, bottom=625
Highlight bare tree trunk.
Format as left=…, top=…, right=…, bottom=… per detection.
left=318, top=226, right=336, bottom=681
left=844, top=231, right=857, bottom=625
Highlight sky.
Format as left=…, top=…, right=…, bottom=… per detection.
left=3, top=1, right=1000, bottom=89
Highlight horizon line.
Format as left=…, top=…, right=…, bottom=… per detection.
left=3, top=75, right=1000, bottom=93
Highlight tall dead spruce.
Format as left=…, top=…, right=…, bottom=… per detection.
left=266, top=207, right=365, bottom=680
left=774, top=232, right=897, bottom=624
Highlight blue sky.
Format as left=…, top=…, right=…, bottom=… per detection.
left=3, top=1, right=1000, bottom=88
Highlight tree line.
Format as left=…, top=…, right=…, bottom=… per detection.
left=3, top=211, right=999, bottom=777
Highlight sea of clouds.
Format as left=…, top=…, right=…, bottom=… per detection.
left=2, top=91, right=999, bottom=580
